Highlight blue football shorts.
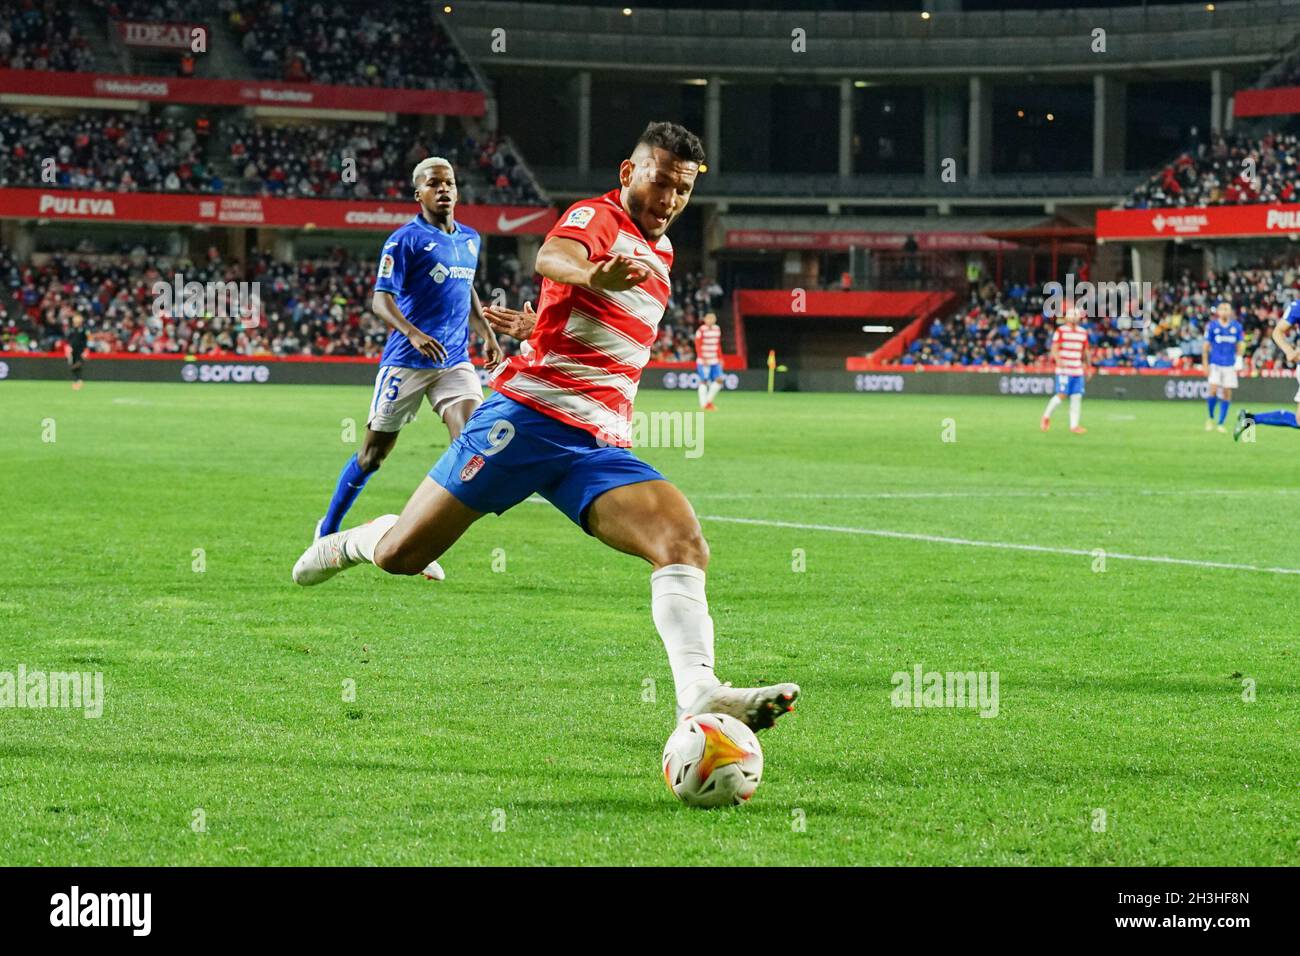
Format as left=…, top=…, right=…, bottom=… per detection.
left=696, top=361, right=722, bottom=382
left=429, top=391, right=665, bottom=533
left=1055, top=374, right=1085, bottom=396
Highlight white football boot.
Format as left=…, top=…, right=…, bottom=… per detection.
left=292, top=530, right=354, bottom=586
left=292, top=529, right=446, bottom=585
left=679, top=681, right=800, bottom=732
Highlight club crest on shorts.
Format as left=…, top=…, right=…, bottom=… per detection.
left=460, top=454, right=486, bottom=482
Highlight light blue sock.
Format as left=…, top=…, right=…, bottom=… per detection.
left=1251, top=410, right=1299, bottom=428
left=1218, top=400, right=1230, bottom=425
left=321, top=454, right=375, bottom=535
left=1207, top=395, right=1219, bottom=420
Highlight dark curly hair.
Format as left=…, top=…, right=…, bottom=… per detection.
left=635, top=121, right=706, bottom=165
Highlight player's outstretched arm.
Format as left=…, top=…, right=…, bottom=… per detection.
left=535, top=237, right=649, bottom=292
left=372, top=290, right=446, bottom=364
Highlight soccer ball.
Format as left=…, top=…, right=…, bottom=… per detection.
left=662, top=712, right=763, bottom=808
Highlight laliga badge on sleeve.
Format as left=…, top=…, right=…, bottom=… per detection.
left=562, top=206, right=595, bottom=229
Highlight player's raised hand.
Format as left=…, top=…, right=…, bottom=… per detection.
left=588, top=255, right=649, bottom=292
left=407, top=329, right=447, bottom=364
left=483, top=301, right=537, bottom=340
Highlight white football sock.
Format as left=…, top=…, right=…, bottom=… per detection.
left=697, top=383, right=708, bottom=408
left=1044, top=394, right=1063, bottom=419
left=706, top=380, right=724, bottom=403
left=341, top=513, right=399, bottom=564
left=650, top=564, right=721, bottom=709
left=1069, top=394, right=1082, bottom=429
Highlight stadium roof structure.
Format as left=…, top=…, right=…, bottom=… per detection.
left=444, top=0, right=1295, bottom=76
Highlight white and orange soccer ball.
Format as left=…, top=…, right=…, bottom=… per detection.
left=662, top=712, right=763, bottom=808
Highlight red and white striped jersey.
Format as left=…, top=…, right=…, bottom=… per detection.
left=489, top=189, right=672, bottom=447
left=1052, top=323, right=1089, bottom=376
left=695, top=324, right=722, bottom=365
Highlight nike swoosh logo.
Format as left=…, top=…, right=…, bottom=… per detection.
left=496, top=210, right=549, bottom=232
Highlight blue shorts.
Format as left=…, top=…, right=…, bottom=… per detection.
left=697, top=362, right=722, bottom=382
left=1055, top=374, right=1085, bottom=396
left=429, top=392, right=665, bottom=533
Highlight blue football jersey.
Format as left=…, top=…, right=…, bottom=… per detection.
left=1206, top=318, right=1243, bottom=367
left=373, top=216, right=480, bottom=369
left=1285, top=298, right=1300, bottom=328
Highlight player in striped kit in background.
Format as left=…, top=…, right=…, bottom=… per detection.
left=1040, top=307, right=1091, bottom=435
left=694, top=311, right=724, bottom=410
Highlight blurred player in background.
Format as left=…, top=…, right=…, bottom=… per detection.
left=293, top=122, right=799, bottom=733
left=65, top=313, right=87, bottom=391
left=313, top=157, right=502, bottom=540
left=694, top=311, right=723, bottom=410
left=1202, top=300, right=1244, bottom=433
left=1235, top=297, right=1300, bottom=440
left=1040, top=307, right=1090, bottom=435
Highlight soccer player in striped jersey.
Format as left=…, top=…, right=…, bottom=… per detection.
left=694, top=311, right=724, bottom=410
left=1040, top=308, right=1091, bottom=435
left=292, top=123, right=799, bottom=734
left=1235, top=297, right=1300, bottom=440
left=1202, top=300, right=1244, bottom=433
left=312, top=157, right=502, bottom=542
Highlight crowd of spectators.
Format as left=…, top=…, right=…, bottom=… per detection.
left=652, top=273, right=726, bottom=362
left=892, top=260, right=1300, bottom=372
left=90, top=0, right=215, bottom=22
left=225, top=121, right=543, bottom=204
left=0, top=0, right=95, bottom=71
left=1124, top=130, right=1300, bottom=209
left=0, top=247, right=389, bottom=357
left=0, top=110, right=217, bottom=192
left=229, top=0, right=477, bottom=90
left=0, top=108, right=543, bottom=203
left=1, top=246, right=730, bottom=365
left=21, top=0, right=480, bottom=94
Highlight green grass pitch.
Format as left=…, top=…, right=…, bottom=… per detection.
left=2, top=380, right=1297, bottom=865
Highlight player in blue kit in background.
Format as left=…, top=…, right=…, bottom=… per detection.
left=1202, top=300, right=1245, bottom=434
left=1236, top=296, right=1300, bottom=441
left=313, top=157, right=502, bottom=540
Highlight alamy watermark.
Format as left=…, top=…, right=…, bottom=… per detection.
left=152, top=274, right=262, bottom=330
left=1043, top=274, right=1155, bottom=327
left=599, top=405, right=704, bottom=458
left=891, top=664, right=999, bottom=718
left=0, top=665, right=104, bottom=718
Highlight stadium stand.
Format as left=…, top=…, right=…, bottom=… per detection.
left=0, top=110, right=544, bottom=204
left=1124, top=130, right=1300, bottom=209
left=228, top=0, right=477, bottom=89
left=892, top=262, right=1300, bottom=372
left=0, top=0, right=95, bottom=71
left=0, top=244, right=728, bottom=363
left=0, top=110, right=215, bottom=192
left=222, top=121, right=543, bottom=204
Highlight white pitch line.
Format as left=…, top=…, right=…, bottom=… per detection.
left=689, top=488, right=1294, bottom=501
left=699, top=514, right=1300, bottom=576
